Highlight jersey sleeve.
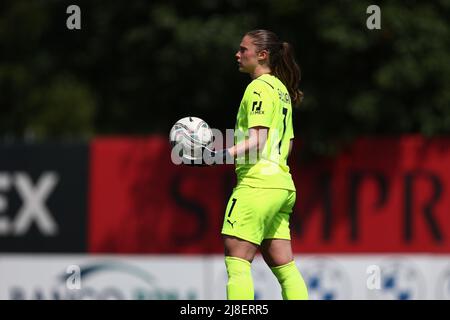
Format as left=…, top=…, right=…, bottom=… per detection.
left=243, top=80, right=275, bottom=128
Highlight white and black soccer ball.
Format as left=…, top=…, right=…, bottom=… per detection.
left=169, top=116, right=213, bottom=160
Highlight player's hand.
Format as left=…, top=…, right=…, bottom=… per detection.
left=181, top=146, right=231, bottom=166
left=202, top=146, right=232, bottom=165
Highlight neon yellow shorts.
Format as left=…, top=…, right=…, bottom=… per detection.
left=221, top=185, right=296, bottom=245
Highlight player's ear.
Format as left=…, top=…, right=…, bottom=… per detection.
left=257, top=49, right=269, bottom=62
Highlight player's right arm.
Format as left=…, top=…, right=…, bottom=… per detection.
left=230, top=79, right=274, bottom=157
left=227, top=126, right=268, bottom=158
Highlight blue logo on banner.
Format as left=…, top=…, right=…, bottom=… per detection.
left=368, top=259, right=425, bottom=300
left=300, top=257, right=351, bottom=300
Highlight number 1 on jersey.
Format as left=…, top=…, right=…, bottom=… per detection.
left=279, top=107, right=288, bottom=154
left=227, top=198, right=237, bottom=217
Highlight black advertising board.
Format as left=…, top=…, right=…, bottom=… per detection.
left=0, top=143, right=88, bottom=252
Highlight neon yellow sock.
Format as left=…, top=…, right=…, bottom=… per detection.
left=225, top=256, right=254, bottom=300
left=271, top=261, right=309, bottom=300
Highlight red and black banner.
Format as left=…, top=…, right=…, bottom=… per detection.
left=1, top=137, right=449, bottom=253
left=88, top=136, right=450, bottom=254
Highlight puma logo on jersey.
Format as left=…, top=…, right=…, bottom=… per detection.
left=253, top=91, right=262, bottom=98
left=227, top=219, right=237, bottom=228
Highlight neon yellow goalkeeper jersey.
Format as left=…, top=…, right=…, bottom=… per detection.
left=234, top=73, right=296, bottom=191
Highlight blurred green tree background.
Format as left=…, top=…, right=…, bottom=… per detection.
left=0, top=0, right=449, bottom=156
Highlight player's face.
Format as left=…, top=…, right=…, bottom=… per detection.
left=235, top=35, right=260, bottom=74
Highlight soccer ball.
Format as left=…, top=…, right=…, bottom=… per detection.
left=169, top=116, right=213, bottom=160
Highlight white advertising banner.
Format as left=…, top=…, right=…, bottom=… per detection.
left=295, top=255, right=450, bottom=300
left=0, top=254, right=449, bottom=300
left=208, top=255, right=450, bottom=300
left=0, top=255, right=205, bottom=300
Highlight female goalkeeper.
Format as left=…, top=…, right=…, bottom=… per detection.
left=183, top=29, right=308, bottom=299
